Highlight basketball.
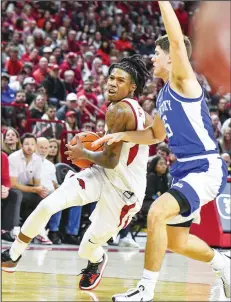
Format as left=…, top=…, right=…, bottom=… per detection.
left=193, top=1, right=231, bottom=93
left=69, top=131, right=104, bottom=168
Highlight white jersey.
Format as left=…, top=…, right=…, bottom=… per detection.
left=104, top=98, right=149, bottom=202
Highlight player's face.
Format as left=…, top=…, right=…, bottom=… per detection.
left=107, top=68, right=136, bottom=102
left=151, top=46, right=170, bottom=78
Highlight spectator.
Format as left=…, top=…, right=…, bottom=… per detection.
left=47, top=138, right=60, bottom=164
left=142, top=99, right=155, bottom=117
left=217, top=97, right=229, bottom=125
left=65, top=111, right=79, bottom=142
left=29, top=94, right=47, bottom=119
left=42, top=47, right=53, bottom=60
left=221, top=153, right=231, bottom=175
left=42, top=64, right=66, bottom=107
left=175, top=2, right=189, bottom=34
left=1, top=150, right=23, bottom=242
left=95, top=119, right=105, bottom=133
left=56, top=93, right=81, bottom=128
left=77, top=79, right=98, bottom=115
left=63, top=70, right=76, bottom=95
left=5, top=46, right=23, bottom=76
left=33, top=104, right=63, bottom=139
left=156, top=144, right=170, bottom=162
left=1, top=72, right=16, bottom=104
left=23, top=77, right=36, bottom=105
left=2, top=127, right=21, bottom=156
left=144, top=156, right=169, bottom=209
left=211, top=114, right=222, bottom=139
left=8, top=133, right=44, bottom=220
left=9, top=69, right=27, bottom=91
left=32, top=57, right=49, bottom=84
left=221, top=117, right=231, bottom=135
left=15, top=114, right=27, bottom=137
left=77, top=94, right=96, bottom=128
left=219, top=127, right=231, bottom=154
left=59, top=52, right=82, bottom=87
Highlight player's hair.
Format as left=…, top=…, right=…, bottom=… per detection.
left=108, top=54, right=151, bottom=97
left=155, top=34, right=192, bottom=59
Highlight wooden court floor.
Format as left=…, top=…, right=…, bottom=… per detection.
left=1, top=243, right=229, bottom=301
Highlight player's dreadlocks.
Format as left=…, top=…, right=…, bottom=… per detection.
left=108, top=54, right=151, bottom=97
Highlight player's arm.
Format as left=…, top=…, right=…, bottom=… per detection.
left=158, top=1, right=195, bottom=80
left=92, top=112, right=166, bottom=146
left=65, top=102, right=133, bottom=169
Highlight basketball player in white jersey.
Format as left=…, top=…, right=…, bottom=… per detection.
left=93, top=2, right=230, bottom=301
left=1, top=55, right=166, bottom=291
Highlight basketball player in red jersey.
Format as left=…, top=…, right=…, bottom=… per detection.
left=2, top=55, right=166, bottom=291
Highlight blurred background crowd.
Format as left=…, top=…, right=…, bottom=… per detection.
left=1, top=0, right=231, bottom=247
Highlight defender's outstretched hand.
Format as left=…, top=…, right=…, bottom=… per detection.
left=92, top=132, right=125, bottom=147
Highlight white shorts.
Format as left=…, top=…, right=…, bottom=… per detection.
left=62, top=166, right=142, bottom=242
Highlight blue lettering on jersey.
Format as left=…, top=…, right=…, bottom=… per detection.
left=156, top=81, right=218, bottom=158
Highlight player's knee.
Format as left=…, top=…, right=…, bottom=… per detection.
left=37, top=198, right=56, bottom=216
left=147, top=203, right=166, bottom=227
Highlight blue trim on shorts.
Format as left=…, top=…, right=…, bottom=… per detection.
left=217, top=157, right=228, bottom=196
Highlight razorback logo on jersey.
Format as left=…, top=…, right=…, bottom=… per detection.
left=77, top=178, right=86, bottom=190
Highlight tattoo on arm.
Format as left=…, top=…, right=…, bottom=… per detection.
left=82, top=102, right=133, bottom=169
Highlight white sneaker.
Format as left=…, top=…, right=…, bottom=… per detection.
left=213, top=252, right=230, bottom=298
left=112, top=284, right=153, bottom=301
left=34, top=229, right=53, bottom=245
left=118, top=235, right=139, bottom=248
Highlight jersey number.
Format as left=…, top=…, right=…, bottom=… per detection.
left=162, top=115, right=173, bottom=138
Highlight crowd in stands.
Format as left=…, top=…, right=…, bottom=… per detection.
left=1, top=0, right=231, bottom=247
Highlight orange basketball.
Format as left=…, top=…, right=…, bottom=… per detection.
left=70, top=131, right=104, bottom=169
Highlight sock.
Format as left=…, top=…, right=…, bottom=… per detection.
left=209, top=249, right=225, bottom=271
left=10, top=237, right=28, bottom=261
left=139, top=269, right=159, bottom=295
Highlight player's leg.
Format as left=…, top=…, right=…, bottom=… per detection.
left=78, top=183, right=141, bottom=291
left=113, top=192, right=182, bottom=302
left=2, top=168, right=103, bottom=272
left=167, top=223, right=230, bottom=298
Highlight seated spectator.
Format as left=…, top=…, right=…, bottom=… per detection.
left=65, top=111, right=79, bottom=143
left=143, top=156, right=169, bottom=211
left=59, top=52, right=82, bottom=87
left=8, top=133, right=52, bottom=244
left=217, top=97, right=229, bottom=125
left=221, top=153, right=231, bottom=175
left=32, top=57, right=49, bottom=84
left=15, top=114, right=27, bottom=137
left=219, top=127, right=231, bottom=154
left=56, top=93, right=81, bottom=129
left=77, top=79, right=98, bottom=115
left=1, top=151, right=23, bottom=242
left=221, top=117, right=231, bottom=135
left=1, top=72, right=16, bottom=104
left=29, top=94, right=47, bottom=119
left=95, top=119, right=105, bottom=133
left=63, top=70, right=77, bottom=95
left=42, top=64, right=66, bottom=107
left=211, top=114, right=222, bottom=139
left=142, top=99, right=155, bottom=117
left=33, top=104, right=63, bottom=139
left=156, top=144, right=170, bottom=162
left=5, top=46, right=23, bottom=76
left=9, top=69, right=27, bottom=91
left=77, top=94, right=96, bottom=127
left=23, top=77, right=36, bottom=105
left=2, top=127, right=21, bottom=156
left=47, top=138, right=60, bottom=164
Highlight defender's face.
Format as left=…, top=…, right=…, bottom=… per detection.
left=151, top=46, right=170, bottom=78
left=107, top=68, right=135, bottom=102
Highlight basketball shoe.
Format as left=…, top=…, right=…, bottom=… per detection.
left=1, top=249, right=21, bottom=273
left=112, top=282, right=153, bottom=301
left=79, top=253, right=108, bottom=290
left=213, top=252, right=230, bottom=298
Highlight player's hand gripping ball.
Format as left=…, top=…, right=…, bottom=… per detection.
left=67, top=132, right=104, bottom=168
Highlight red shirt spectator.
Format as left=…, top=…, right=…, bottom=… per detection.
left=33, top=57, right=49, bottom=84
left=59, top=53, right=82, bottom=87
left=114, top=32, right=133, bottom=52
left=175, top=3, right=189, bottom=34
left=1, top=152, right=10, bottom=188
left=5, top=47, right=23, bottom=76
left=77, top=81, right=98, bottom=115
left=21, top=48, right=41, bottom=67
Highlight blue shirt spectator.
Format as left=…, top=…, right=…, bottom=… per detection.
left=1, top=73, right=16, bottom=104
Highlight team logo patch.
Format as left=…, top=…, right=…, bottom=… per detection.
left=77, top=178, right=86, bottom=190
